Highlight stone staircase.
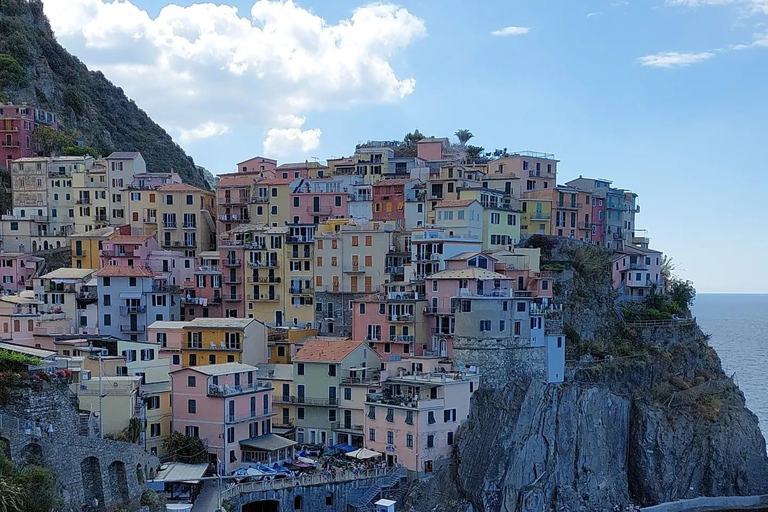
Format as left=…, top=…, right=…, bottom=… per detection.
left=348, top=467, right=408, bottom=510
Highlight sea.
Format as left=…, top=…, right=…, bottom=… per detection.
left=693, top=294, right=768, bottom=442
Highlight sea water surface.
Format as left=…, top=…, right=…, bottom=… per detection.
left=693, top=294, right=768, bottom=442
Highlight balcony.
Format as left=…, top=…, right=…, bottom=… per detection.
left=388, top=314, right=414, bottom=323
left=162, top=240, right=196, bottom=249
left=222, top=295, right=243, bottom=302
left=101, top=250, right=134, bottom=258
left=343, top=265, right=365, bottom=274
left=143, top=217, right=157, bottom=223
left=423, top=306, right=455, bottom=315
left=389, top=335, right=414, bottom=343
left=331, top=422, right=364, bottom=434
left=248, top=260, right=278, bottom=268
left=77, top=292, right=97, bottom=303
left=187, top=340, right=240, bottom=350
left=306, top=205, right=333, bottom=215
left=1, top=140, right=20, bottom=148
left=341, top=371, right=382, bottom=385
left=282, top=396, right=338, bottom=406
left=248, top=294, right=279, bottom=302
left=224, top=259, right=242, bottom=267
left=119, top=306, right=146, bottom=315
left=222, top=196, right=249, bottom=205
left=76, top=198, right=91, bottom=205
left=208, top=381, right=271, bottom=397
left=151, top=283, right=173, bottom=293
left=218, top=214, right=250, bottom=223
left=180, top=297, right=198, bottom=305
left=629, top=262, right=649, bottom=271
left=226, top=410, right=275, bottom=424
left=250, top=196, right=270, bottom=203
left=529, top=213, right=552, bottom=221
left=385, top=266, right=404, bottom=275
left=250, top=276, right=281, bottom=284
left=163, top=222, right=177, bottom=229
left=365, top=394, right=445, bottom=410
left=211, top=297, right=222, bottom=305
left=73, top=251, right=87, bottom=258
left=288, top=252, right=312, bottom=260
left=183, top=222, right=197, bottom=229
left=0, top=126, right=19, bottom=132
left=197, top=265, right=221, bottom=273
left=286, top=235, right=314, bottom=244
left=224, top=277, right=243, bottom=284
left=95, top=215, right=109, bottom=222
left=244, top=242, right=267, bottom=250
left=414, top=253, right=441, bottom=263
left=578, top=222, right=592, bottom=231
left=120, top=325, right=146, bottom=333
left=607, top=203, right=628, bottom=212
left=556, top=203, right=583, bottom=210
left=430, top=328, right=454, bottom=335
left=289, top=287, right=313, bottom=295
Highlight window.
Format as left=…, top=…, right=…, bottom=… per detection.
left=147, top=396, right=160, bottom=409
left=328, top=409, right=336, bottom=422
left=209, top=355, right=216, bottom=364
left=129, top=277, right=137, bottom=287
left=103, top=277, right=110, bottom=286
left=297, top=407, right=305, bottom=420
left=103, top=295, right=111, bottom=306
left=447, top=431, right=454, bottom=445
left=188, top=376, right=196, bottom=387
left=227, top=427, right=235, bottom=443
left=517, top=302, right=526, bottom=312
left=294, top=496, right=302, bottom=510
left=368, top=405, right=376, bottom=419
left=351, top=236, right=359, bottom=246
left=507, top=214, right=516, bottom=226
left=427, top=434, right=434, bottom=448
left=297, top=363, right=305, bottom=375
left=103, top=314, right=111, bottom=327
left=500, top=320, right=506, bottom=331
left=490, top=212, right=500, bottom=224
left=365, top=235, right=372, bottom=247
left=141, top=349, right=154, bottom=361
left=150, top=423, right=161, bottom=437
left=172, top=355, right=180, bottom=365
left=479, top=320, right=491, bottom=332
left=444, top=409, right=456, bottom=422
left=328, top=365, right=336, bottom=377
left=369, top=428, right=376, bottom=441
left=387, top=430, right=394, bottom=445
left=185, top=426, right=199, bottom=437
left=428, top=411, right=435, bottom=424
left=186, top=194, right=194, bottom=205
left=344, top=387, right=352, bottom=400
left=386, top=408, right=394, bottom=422
left=188, top=399, right=197, bottom=413
left=166, top=194, right=173, bottom=205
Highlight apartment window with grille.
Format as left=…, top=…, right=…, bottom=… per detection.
left=387, top=430, right=394, bottom=445
left=427, top=434, right=434, bottom=448
left=428, top=411, right=435, bottom=424
left=188, top=400, right=196, bottom=414
left=369, top=428, right=376, bottom=442
left=406, top=433, right=413, bottom=448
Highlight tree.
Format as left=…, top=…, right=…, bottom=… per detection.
left=660, top=255, right=676, bottom=282
left=669, top=278, right=696, bottom=311
left=454, top=129, right=474, bottom=146
left=0, top=54, right=26, bottom=87
left=403, top=129, right=425, bottom=149
left=31, top=126, right=73, bottom=156
left=0, top=477, right=23, bottom=512
left=464, top=145, right=485, bottom=163
left=162, top=432, right=209, bottom=463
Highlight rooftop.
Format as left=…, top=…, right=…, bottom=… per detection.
left=277, top=161, right=328, bottom=170
left=69, top=226, right=116, bottom=238
left=294, top=339, right=363, bottom=363
left=178, top=362, right=258, bottom=376
left=255, top=364, right=293, bottom=381
left=239, top=433, right=297, bottom=452
left=217, top=175, right=260, bottom=187
left=41, top=268, right=96, bottom=280
left=108, top=234, right=154, bottom=244
left=95, top=266, right=156, bottom=278
left=428, top=268, right=510, bottom=281
left=0, top=342, right=57, bottom=359
left=434, top=199, right=478, bottom=209
left=186, top=317, right=259, bottom=329
left=107, top=152, right=142, bottom=160
left=157, top=183, right=210, bottom=193
left=148, top=321, right=190, bottom=330
left=372, top=178, right=414, bottom=187
left=257, top=177, right=296, bottom=185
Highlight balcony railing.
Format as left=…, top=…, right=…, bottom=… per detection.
left=224, top=277, right=242, bottom=284
left=629, top=262, right=649, bottom=270
left=250, top=196, right=270, bottom=203
left=289, top=287, right=313, bottom=294
left=208, top=381, right=271, bottom=397
left=286, top=235, right=314, bottom=244
left=74, top=251, right=87, bottom=258
left=388, top=314, right=414, bottom=323
left=222, top=295, right=243, bottom=301
left=430, top=328, right=454, bottom=335
left=163, top=222, right=177, bottom=229
left=385, top=266, right=404, bottom=274
left=120, top=306, right=146, bottom=315
left=101, top=250, right=135, bottom=258
left=248, top=260, right=278, bottom=268
left=529, top=213, right=552, bottom=221
left=223, top=259, right=241, bottom=267
left=143, top=217, right=157, bottom=223
left=76, top=198, right=91, bottom=205
left=183, top=222, right=197, bottom=229
left=218, top=214, right=250, bottom=222
left=331, top=422, right=364, bottom=433
left=556, top=203, right=583, bottom=210
left=248, top=294, right=279, bottom=302
left=343, top=265, right=364, bottom=273
left=389, top=335, right=414, bottom=343
left=244, top=242, right=266, bottom=250
left=120, top=325, right=146, bottom=333
left=423, top=306, right=456, bottom=315
left=222, top=196, right=249, bottom=205
left=250, top=276, right=281, bottom=284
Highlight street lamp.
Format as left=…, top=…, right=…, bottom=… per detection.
left=85, top=345, right=104, bottom=439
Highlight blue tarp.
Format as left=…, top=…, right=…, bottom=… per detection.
left=329, top=443, right=356, bottom=453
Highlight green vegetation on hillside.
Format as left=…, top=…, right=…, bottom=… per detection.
left=0, top=0, right=211, bottom=189
left=0, top=455, right=61, bottom=512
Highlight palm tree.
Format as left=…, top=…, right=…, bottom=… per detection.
left=0, top=477, right=23, bottom=512
left=403, top=129, right=425, bottom=149
left=464, top=145, right=484, bottom=163
left=455, top=129, right=474, bottom=147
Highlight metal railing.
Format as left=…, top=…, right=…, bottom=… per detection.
left=331, top=422, right=364, bottom=432
left=120, top=306, right=146, bottom=315
left=120, top=325, right=146, bottom=333
left=208, top=382, right=271, bottom=397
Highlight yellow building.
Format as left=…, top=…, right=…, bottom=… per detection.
left=142, top=381, right=172, bottom=456
left=72, top=160, right=110, bottom=233
left=155, top=183, right=216, bottom=256
left=78, top=375, right=142, bottom=437
left=70, top=226, right=117, bottom=269
left=180, top=317, right=268, bottom=368
left=248, top=177, right=294, bottom=226
left=425, top=164, right=482, bottom=223
left=267, top=326, right=317, bottom=363
left=520, top=198, right=553, bottom=236
left=354, top=146, right=394, bottom=184
left=126, top=188, right=161, bottom=237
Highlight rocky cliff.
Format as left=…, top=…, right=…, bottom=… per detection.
left=0, top=0, right=214, bottom=189
left=407, top=240, right=768, bottom=512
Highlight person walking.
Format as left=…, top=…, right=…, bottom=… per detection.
left=46, top=421, right=54, bottom=441
left=34, top=418, right=43, bottom=439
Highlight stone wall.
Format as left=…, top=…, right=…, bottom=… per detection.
left=0, top=387, right=158, bottom=512
left=453, top=335, right=547, bottom=389
left=315, top=291, right=369, bottom=336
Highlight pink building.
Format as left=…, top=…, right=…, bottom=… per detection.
left=364, top=357, right=479, bottom=476
left=181, top=251, right=223, bottom=320
left=216, top=174, right=260, bottom=234
left=1, top=104, right=59, bottom=169
left=170, top=363, right=287, bottom=475
left=612, top=245, right=664, bottom=300
left=126, top=172, right=182, bottom=190
left=218, top=238, right=246, bottom=318
left=100, top=234, right=158, bottom=267
left=148, top=320, right=188, bottom=372
left=289, top=177, right=353, bottom=224
left=351, top=283, right=428, bottom=360
left=0, top=253, right=43, bottom=292
left=237, top=156, right=277, bottom=174
left=416, top=138, right=450, bottom=162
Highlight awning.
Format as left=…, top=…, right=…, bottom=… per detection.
left=151, top=463, right=208, bottom=483
left=346, top=448, right=382, bottom=460
left=239, top=433, right=297, bottom=452
left=119, top=292, right=142, bottom=299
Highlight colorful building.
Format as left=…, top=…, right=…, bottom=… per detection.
left=487, top=151, right=558, bottom=192
left=0, top=104, right=58, bottom=169
left=180, top=317, right=268, bottom=368
left=612, top=245, right=664, bottom=300
left=156, top=183, right=216, bottom=255
left=289, top=177, right=356, bottom=225
left=0, top=253, right=43, bottom=292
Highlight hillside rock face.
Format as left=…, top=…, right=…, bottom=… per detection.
left=406, top=241, right=768, bottom=512
left=0, top=0, right=213, bottom=189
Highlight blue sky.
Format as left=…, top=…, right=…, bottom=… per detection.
left=42, top=0, right=768, bottom=293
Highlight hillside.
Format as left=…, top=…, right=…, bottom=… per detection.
left=0, top=0, right=214, bottom=189
left=406, top=240, right=768, bottom=511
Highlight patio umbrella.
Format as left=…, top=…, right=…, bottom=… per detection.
left=346, top=448, right=382, bottom=460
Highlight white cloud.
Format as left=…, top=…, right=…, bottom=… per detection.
left=665, top=0, right=768, bottom=14
left=637, top=51, right=715, bottom=67
left=491, top=26, right=530, bottom=36
left=587, top=12, right=602, bottom=17
left=263, top=116, right=322, bottom=157
left=42, top=0, right=427, bottom=159
left=179, top=122, right=230, bottom=142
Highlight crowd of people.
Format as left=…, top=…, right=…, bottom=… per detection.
left=22, top=417, right=55, bottom=440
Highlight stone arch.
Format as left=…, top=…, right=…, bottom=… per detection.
left=32, top=241, right=38, bottom=252
left=43, top=241, right=49, bottom=250
left=81, top=456, right=105, bottom=511
left=293, top=495, right=303, bottom=510
left=20, top=442, right=43, bottom=465
left=0, top=437, right=10, bottom=459
left=108, top=460, right=129, bottom=504
left=56, top=241, right=61, bottom=248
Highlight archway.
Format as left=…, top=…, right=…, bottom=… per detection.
left=32, top=241, right=37, bottom=252
left=81, top=456, right=105, bottom=511
left=243, top=500, right=279, bottom=512
left=43, top=241, right=49, bottom=250
left=108, top=460, right=129, bottom=503
left=20, top=442, right=43, bottom=465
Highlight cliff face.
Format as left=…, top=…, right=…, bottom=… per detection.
left=0, top=0, right=214, bottom=189
left=407, top=241, right=768, bottom=512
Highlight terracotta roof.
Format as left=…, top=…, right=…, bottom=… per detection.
left=434, top=199, right=478, bottom=208
left=109, top=234, right=154, bottom=245
left=277, top=162, right=328, bottom=170
left=372, top=178, right=413, bottom=187
left=293, top=339, right=362, bottom=363
left=95, top=266, right=156, bottom=278
left=157, top=183, right=209, bottom=193
left=107, top=152, right=141, bottom=159
left=428, top=268, right=509, bottom=280
left=258, top=177, right=295, bottom=185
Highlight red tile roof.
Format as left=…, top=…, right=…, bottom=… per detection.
left=372, top=178, right=413, bottom=187
left=293, top=339, right=362, bottom=363
left=434, top=199, right=477, bottom=208
left=95, top=266, right=156, bottom=278
left=109, top=234, right=154, bottom=244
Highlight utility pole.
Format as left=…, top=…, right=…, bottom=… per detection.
left=98, top=350, right=103, bottom=439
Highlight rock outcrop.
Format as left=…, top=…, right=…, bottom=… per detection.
left=407, top=240, right=768, bottom=512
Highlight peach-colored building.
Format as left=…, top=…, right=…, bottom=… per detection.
left=100, top=234, right=158, bottom=267
left=372, top=178, right=415, bottom=223
left=148, top=320, right=189, bottom=372
left=526, top=186, right=593, bottom=242
left=236, top=156, right=277, bottom=174
left=364, top=357, right=479, bottom=476
left=289, top=177, right=355, bottom=225
left=0, top=253, right=43, bottom=292
left=416, top=138, right=450, bottom=162
left=181, top=251, right=224, bottom=319
left=488, top=151, right=558, bottom=192
left=170, top=363, right=285, bottom=475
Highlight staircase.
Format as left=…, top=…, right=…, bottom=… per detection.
left=349, top=467, right=408, bottom=510
left=77, top=412, right=91, bottom=436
